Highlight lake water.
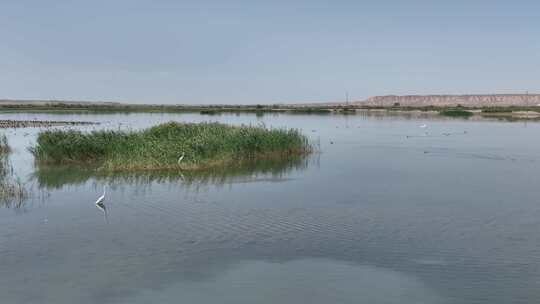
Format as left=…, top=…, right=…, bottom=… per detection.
left=1, top=112, right=539, bottom=303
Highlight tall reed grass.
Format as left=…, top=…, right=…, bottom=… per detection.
left=0, top=135, right=27, bottom=207
left=0, top=134, right=10, bottom=154
left=32, top=122, right=311, bottom=171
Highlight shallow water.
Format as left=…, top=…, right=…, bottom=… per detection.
left=1, top=112, right=540, bottom=303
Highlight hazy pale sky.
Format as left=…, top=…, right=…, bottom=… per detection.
left=1, top=0, right=539, bottom=104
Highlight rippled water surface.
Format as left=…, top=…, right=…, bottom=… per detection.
left=1, top=112, right=540, bottom=304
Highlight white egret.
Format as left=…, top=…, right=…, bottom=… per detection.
left=178, top=152, right=185, bottom=164
left=95, top=186, right=106, bottom=205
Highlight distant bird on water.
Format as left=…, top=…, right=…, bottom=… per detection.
left=178, top=152, right=185, bottom=164
left=419, top=124, right=427, bottom=128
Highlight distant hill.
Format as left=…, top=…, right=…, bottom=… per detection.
left=358, top=94, right=540, bottom=107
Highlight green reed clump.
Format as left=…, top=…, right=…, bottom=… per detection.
left=32, top=122, right=311, bottom=171
left=439, top=108, right=474, bottom=117
left=289, top=108, right=332, bottom=114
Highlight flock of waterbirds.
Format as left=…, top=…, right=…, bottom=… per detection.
left=405, top=123, right=468, bottom=139
left=409, top=123, right=473, bottom=156
left=315, top=122, right=468, bottom=146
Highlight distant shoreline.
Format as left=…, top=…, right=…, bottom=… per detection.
left=1, top=95, right=539, bottom=120
left=2, top=94, right=540, bottom=108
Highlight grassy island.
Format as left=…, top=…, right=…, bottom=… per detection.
left=439, top=108, right=474, bottom=117
left=31, top=122, right=311, bottom=171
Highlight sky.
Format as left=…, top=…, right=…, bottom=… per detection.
left=0, top=0, right=539, bottom=104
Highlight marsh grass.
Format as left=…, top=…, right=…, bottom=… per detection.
left=32, top=122, right=312, bottom=171
left=481, top=107, right=513, bottom=113
left=0, top=135, right=27, bottom=207
left=288, top=108, right=332, bottom=114
left=439, top=108, right=474, bottom=117
left=0, top=134, right=10, bottom=154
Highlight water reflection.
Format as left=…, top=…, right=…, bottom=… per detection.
left=32, top=155, right=312, bottom=190
left=95, top=201, right=108, bottom=223
left=115, top=259, right=443, bottom=304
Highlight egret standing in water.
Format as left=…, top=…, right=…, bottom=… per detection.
left=95, top=186, right=106, bottom=205
left=95, top=186, right=108, bottom=222
left=178, top=152, right=185, bottom=164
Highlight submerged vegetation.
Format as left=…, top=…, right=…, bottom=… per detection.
left=32, top=122, right=312, bottom=171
